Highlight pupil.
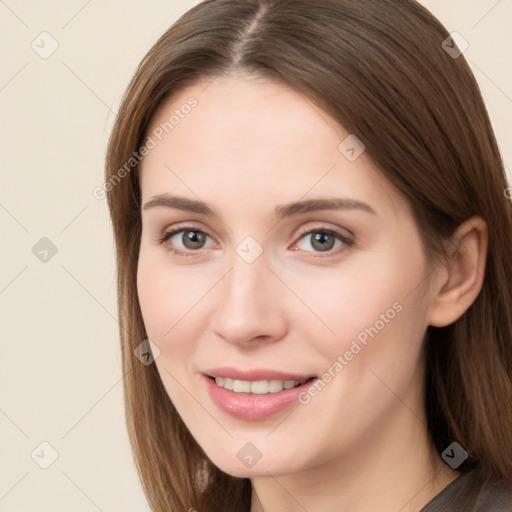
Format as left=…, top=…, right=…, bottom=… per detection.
left=184, top=231, right=205, bottom=249
left=312, top=232, right=334, bottom=252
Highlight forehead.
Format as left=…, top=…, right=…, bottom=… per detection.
left=146, top=73, right=343, bottom=160
left=139, top=74, right=405, bottom=220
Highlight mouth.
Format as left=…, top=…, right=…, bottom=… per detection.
left=203, top=371, right=318, bottom=421
left=203, top=374, right=316, bottom=421
left=206, top=375, right=316, bottom=395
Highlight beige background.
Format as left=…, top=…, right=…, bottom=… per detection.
left=1, top=1, right=510, bottom=510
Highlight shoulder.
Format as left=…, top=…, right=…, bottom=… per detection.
left=421, top=467, right=512, bottom=512
left=475, top=471, right=512, bottom=511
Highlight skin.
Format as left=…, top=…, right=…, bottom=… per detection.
left=137, top=73, right=488, bottom=512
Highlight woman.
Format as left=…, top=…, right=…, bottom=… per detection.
left=104, top=0, right=512, bottom=510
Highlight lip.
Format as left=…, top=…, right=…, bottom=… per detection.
left=203, top=366, right=316, bottom=382
left=203, top=372, right=317, bottom=421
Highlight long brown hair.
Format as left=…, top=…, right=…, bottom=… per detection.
left=104, top=0, right=512, bottom=510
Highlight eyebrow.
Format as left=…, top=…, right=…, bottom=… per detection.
left=142, top=194, right=377, bottom=219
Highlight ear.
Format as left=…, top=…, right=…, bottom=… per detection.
left=428, top=216, right=488, bottom=328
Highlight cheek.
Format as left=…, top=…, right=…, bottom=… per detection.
left=136, top=258, right=166, bottom=341
left=303, top=246, right=430, bottom=433
left=292, top=244, right=428, bottom=360
left=136, top=250, right=219, bottom=391
left=136, top=255, right=197, bottom=407
left=136, top=249, right=199, bottom=342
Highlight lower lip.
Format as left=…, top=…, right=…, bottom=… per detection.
left=204, top=375, right=316, bottom=421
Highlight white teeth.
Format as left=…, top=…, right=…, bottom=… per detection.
left=233, top=380, right=251, bottom=393
left=250, top=380, right=269, bottom=394
left=268, top=380, right=285, bottom=393
left=213, top=377, right=307, bottom=394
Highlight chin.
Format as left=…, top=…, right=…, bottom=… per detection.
left=200, top=441, right=305, bottom=479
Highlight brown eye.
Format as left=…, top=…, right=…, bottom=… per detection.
left=179, top=230, right=207, bottom=250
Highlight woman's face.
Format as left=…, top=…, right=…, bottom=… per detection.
left=137, top=74, right=436, bottom=477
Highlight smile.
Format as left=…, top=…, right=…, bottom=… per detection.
left=204, top=374, right=317, bottom=421
left=213, top=376, right=308, bottom=394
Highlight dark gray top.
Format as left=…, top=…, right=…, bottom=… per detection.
left=420, top=468, right=512, bottom=511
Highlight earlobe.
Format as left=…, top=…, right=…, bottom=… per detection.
left=428, top=216, right=488, bottom=328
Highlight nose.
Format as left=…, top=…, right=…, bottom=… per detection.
left=211, top=249, right=288, bottom=348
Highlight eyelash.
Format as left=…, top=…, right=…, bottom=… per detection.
left=156, top=224, right=355, bottom=258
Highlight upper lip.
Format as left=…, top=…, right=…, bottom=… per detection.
left=203, top=367, right=316, bottom=382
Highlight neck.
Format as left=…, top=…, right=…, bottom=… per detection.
left=249, top=388, right=460, bottom=512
